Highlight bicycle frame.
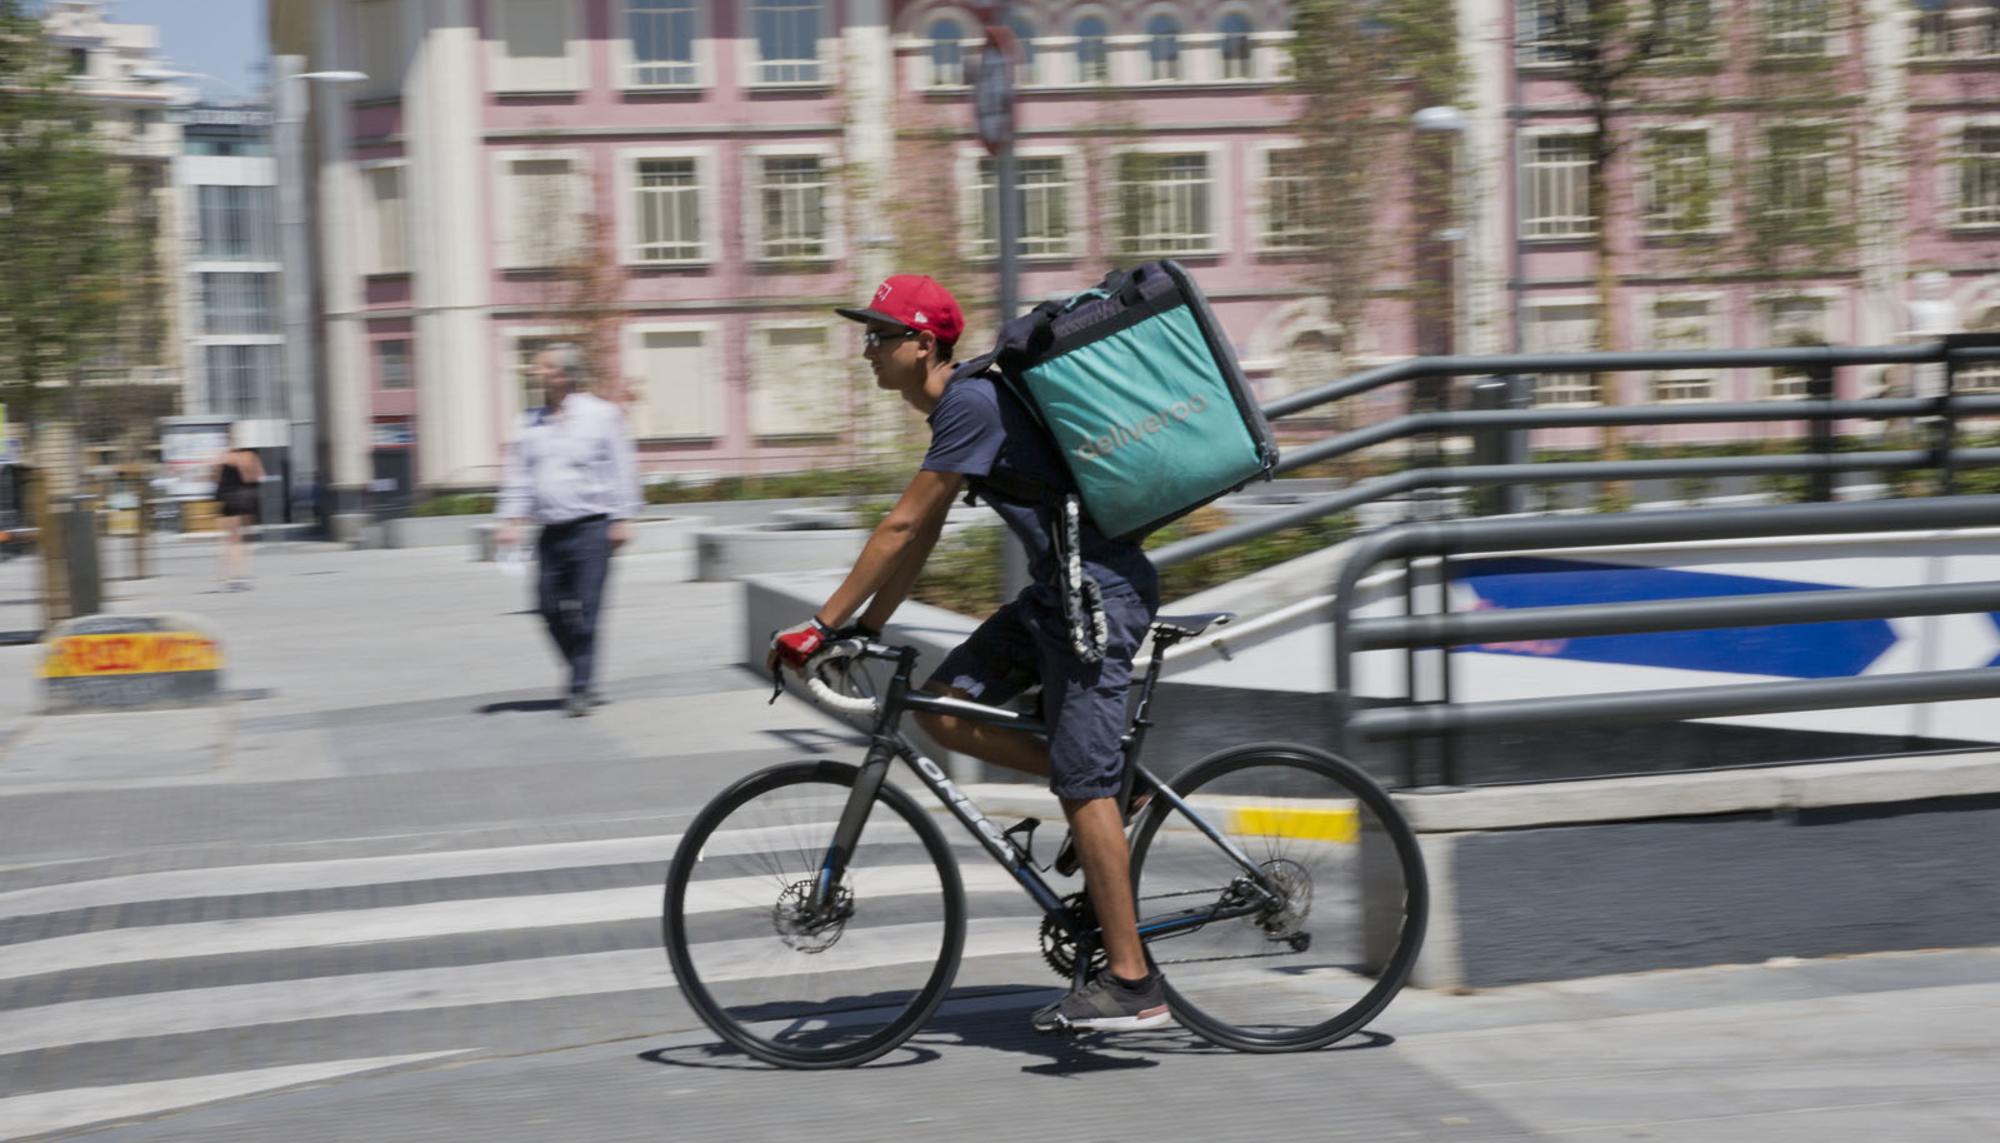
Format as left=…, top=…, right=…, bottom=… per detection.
left=806, top=638, right=1290, bottom=987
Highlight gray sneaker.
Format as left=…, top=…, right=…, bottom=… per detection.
left=1031, top=971, right=1171, bottom=1034
left=563, top=693, right=591, bottom=718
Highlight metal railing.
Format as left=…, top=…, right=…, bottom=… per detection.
left=1326, top=496, right=2000, bottom=788
left=1150, top=334, right=2000, bottom=569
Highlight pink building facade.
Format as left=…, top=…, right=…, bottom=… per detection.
left=1478, top=0, right=2000, bottom=449
left=269, top=0, right=2000, bottom=502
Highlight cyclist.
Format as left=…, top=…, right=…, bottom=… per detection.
left=767, top=274, right=1169, bottom=1034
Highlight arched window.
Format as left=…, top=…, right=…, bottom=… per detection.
left=1282, top=329, right=1342, bottom=399
left=1220, top=13, right=1254, bottom=80
left=1075, top=15, right=1110, bottom=84
left=1004, top=14, right=1038, bottom=85
left=928, top=17, right=964, bottom=87
left=1147, top=14, right=1182, bottom=82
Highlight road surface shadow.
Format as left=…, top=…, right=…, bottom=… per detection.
left=635, top=987, right=1394, bottom=1075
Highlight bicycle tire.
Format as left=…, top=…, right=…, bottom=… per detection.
left=663, top=760, right=966, bottom=1068
left=1127, top=743, right=1428, bottom=1053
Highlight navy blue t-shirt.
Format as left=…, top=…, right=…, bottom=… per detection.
left=922, top=371, right=1158, bottom=606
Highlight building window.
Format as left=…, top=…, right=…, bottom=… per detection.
left=206, top=344, right=280, bottom=418
left=1280, top=330, right=1341, bottom=399
left=625, top=0, right=698, bottom=86
left=1220, top=13, right=1255, bottom=80
left=1640, top=128, right=1719, bottom=236
left=630, top=157, right=704, bottom=262
left=196, top=185, right=277, bottom=261
left=1765, top=296, right=1829, bottom=398
left=751, top=325, right=839, bottom=437
left=1954, top=126, right=2000, bottom=228
left=1762, top=0, right=1831, bottom=57
left=1518, top=0, right=1589, bottom=64
left=750, top=0, right=822, bottom=85
left=69, top=48, right=88, bottom=76
left=969, top=155, right=1073, bottom=258
left=1760, top=124, right=1836, bottom=227
left=754, top=154, right=829, bottom=260
left=1004, top=15, right=1038, bottom=85
left=1147, top=15, right=1182, bottom=81
left=376, top=339, right=413, bottom=390
left=498, top=153, right=585, bottom=269
left=364, top=165, right=408, bottom=275
left=1913, top=8, right=1952, bottom=57
left=1117, top=152, right=1214, bottom=256
left=1525, top=302, right=1599, bottom=405
left=1260, top=148, right=1315, bottom=252
left=1075, top=16, right=1110, bottom=84
left=626, top=325, right=724, bottom=438
left=490, top=0, right=580, bottom=92
left=354, top=0, right=401, bottom=99
left=201, top=272, right=278, bottom=335
left=1656, top=0, right=1716, bottom=57
left=1521, top=133, right=1595, bottom=239
left=1650, top=299, right=1717, bottom=402
left=929, top=18, right=965, bottom=87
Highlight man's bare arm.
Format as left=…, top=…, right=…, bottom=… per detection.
left=815, top=470, right=962, bottom=630
left=856, top=497, right=951, bottom=631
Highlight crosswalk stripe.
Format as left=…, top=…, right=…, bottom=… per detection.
left=0, top=862, right=1025, bottom=983
left=0, top=820, right=879, bottom=920
left=0, top=1050, right=470, bottom=1141
left=0, top=920, right=1042, bottom=1058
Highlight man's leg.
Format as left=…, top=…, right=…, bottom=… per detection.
left=1061, top=795, right=1148, bottom=982
left=535, top=525, right=576, bottom=670
left=566, top=519, right=612, bottom=697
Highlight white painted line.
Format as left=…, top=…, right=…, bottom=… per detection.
left=0, top=861, right=1018, bottom=983
left=0, top=1050, right=468, bottom=1141
left=0, top=921, right=1042, bottom=1057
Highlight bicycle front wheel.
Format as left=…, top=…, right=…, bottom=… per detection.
left=663, top=760, right=965, bottom=1068
left=1129, top=743, right=1427, bottom=1053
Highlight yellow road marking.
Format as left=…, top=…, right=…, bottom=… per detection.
left=1228, top=806, right=1360, bottom=844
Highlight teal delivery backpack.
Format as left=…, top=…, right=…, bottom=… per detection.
left=994, top=260, right=1280, bottom=541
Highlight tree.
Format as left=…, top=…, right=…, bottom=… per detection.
left=0, top=0, right=139, bottom=440
left=1289, top=0, right=1465, bottom=377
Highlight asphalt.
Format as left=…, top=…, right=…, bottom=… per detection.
left=0, top=534, right=1994, bottom=1142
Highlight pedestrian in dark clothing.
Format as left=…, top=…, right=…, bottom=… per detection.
left=496, top=344, right=642, bottom=717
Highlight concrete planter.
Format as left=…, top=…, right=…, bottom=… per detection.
left=696, top=508, right=989, bottom=583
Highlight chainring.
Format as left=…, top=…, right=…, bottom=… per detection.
left=1038, top=893, right=1107, bottom=980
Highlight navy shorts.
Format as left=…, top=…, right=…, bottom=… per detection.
left=927, top=584, right=1156, bottom=801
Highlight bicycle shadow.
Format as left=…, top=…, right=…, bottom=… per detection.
left=636, top=986, right=1395, bottom=1077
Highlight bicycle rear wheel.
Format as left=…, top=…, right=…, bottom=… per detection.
left=663, top=760, right=965, bottom=1068
left=1128, top=743, right=1426, bottom=1053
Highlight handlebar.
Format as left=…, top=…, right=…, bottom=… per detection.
left=798, top=639, right=882, bottom=716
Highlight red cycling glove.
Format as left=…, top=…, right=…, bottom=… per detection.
left=770, top=617, right=836, bottom=669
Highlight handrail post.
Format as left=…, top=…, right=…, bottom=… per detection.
left=1807, top=361, right=1835, bottom=502
left=1939, top=350, right=1959, bottom=496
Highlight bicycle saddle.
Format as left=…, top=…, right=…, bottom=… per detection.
left=1150, top=611, right=1236, bottom=640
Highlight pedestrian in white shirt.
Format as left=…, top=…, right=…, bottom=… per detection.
left=496, top=344, right=642, bottom=717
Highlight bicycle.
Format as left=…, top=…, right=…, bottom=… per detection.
left=662, top=611, right=1428, bottom=1069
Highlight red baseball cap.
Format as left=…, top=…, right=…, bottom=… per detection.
left=836, top=275, right=965, bottom=350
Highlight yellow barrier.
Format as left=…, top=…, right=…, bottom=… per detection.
left=183, top=500, right=221, bottom=533
left=1228, top=806, right=1361, bottom=844
left=41, top=631, right=223, bottom=678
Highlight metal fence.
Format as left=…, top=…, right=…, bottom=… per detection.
left=1151, top=334, right=2000, bottom=570
left=1138, top=336, right=2000, bottom=788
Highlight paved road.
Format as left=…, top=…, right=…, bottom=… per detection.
left=1, top=538, right=1996, bottom=1141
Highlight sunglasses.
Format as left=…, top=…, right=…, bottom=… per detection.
left=864, top=328, right=921, bottom=349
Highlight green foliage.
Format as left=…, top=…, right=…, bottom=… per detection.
left=1147, top=505, right=1356, bottom=604
left=909, top=524, right=1006, bottom=615
left=409, top=493, right=498, bottom=517
left=1287, top=0, right=1466, bottom=334
left=0, top=1, right=143, bottom=425
left=641, top=468, right=909, bottom=505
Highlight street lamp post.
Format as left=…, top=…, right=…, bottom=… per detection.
left=273, top=61, right=365, bottom=535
